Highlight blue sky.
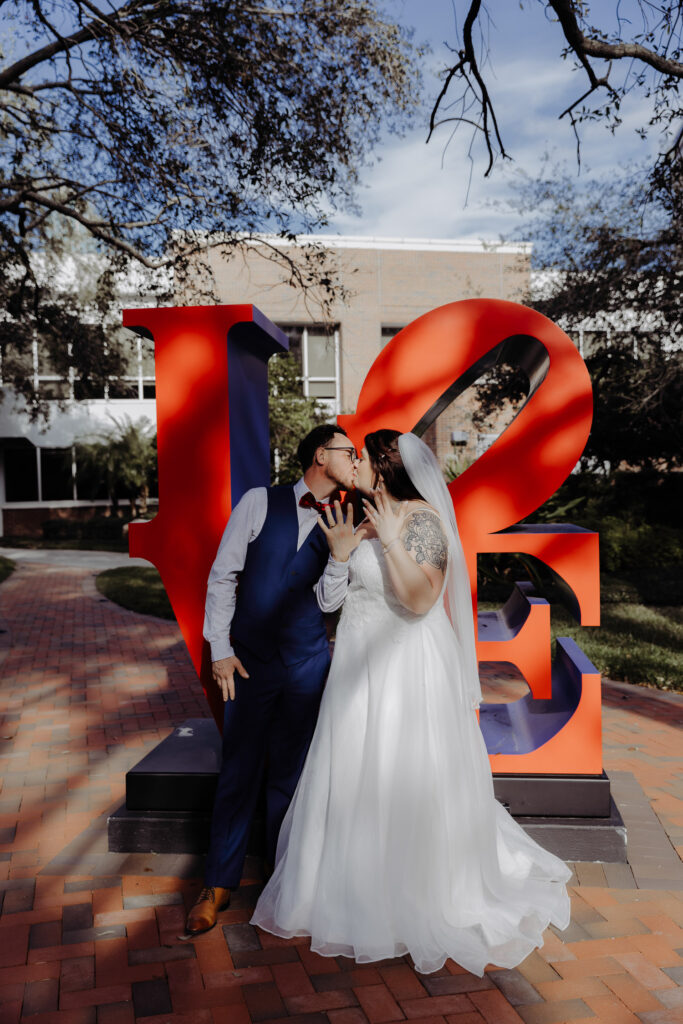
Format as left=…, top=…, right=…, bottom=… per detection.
left=328, top=0, right=665, bottom=241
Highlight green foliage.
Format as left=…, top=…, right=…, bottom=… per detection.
left=600, top=571, right=683, bottom=607
left=268, top=353, right=330, bottom=484
left=75, top=416, right=156, bottom=515
left=598, top=518, right=683, bottom=574
left=0, top=555, right=15, bottom=584
left=481, top=159, right=683, bottom=472
left=492, top=469, right=683, bottom=604
left=42, top=517, right=125, bottom=542
left=551, top=604, right=682, bottom=692
left=41, top=521, right=80, bottom=542
left=444, top=454, right=475, bottom=482
left=96, top=566, right=174, bottom=620
left=0, top=1, right=420, bottom=417
left=529, top=469, right=682, bottom=530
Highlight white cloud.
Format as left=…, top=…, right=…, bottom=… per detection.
left=327, top=1, right=666, bottom=242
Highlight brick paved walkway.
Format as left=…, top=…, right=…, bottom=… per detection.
left=0, top=560, right=682, bottom=1024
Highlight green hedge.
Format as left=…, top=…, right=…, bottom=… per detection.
left=42, top=516, right=124, bottom=541
left=530, top=469, right=682, bottom=530
left=597, top=517, right=682, bottom=573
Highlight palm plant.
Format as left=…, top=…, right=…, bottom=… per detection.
left=75, top=415, right=156, bottom=516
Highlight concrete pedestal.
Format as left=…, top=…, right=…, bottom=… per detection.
left=108, top=719, right=626, bottom=862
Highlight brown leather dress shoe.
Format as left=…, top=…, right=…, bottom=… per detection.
left=185, top=886, right=231, bottom=935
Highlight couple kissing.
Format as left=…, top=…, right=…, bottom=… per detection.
left=189, top=425, right=571, bottom=977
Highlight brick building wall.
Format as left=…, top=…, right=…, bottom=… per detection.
left=186, top=236, right=531, bottom=468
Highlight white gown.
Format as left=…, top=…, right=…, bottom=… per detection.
left=251, top=536, right=571, bottom=976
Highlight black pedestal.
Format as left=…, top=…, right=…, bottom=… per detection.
left=125, top=718, right=221, bottom=812
left=108, top=719, right=626, bottom=861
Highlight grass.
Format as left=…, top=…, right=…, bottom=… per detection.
left=99, top=566, right=683, bottom=694
left=551, top=603, right=682, bottom=693
left=479, top=599, right=682, bottom=694
left=96, top=566, right=175, bottom=620
left=0, top=555, right=15, bottom=584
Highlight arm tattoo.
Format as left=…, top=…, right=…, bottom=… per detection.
left=401, top=511, right=448, bottom=572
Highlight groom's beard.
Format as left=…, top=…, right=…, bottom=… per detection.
left=331, top=467, right=358, bottom=492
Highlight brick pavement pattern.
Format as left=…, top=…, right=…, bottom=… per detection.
left=0, top=560, right=682, bottom=1024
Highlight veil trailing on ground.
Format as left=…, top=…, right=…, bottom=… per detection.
left=398, top=432, right=482, bottom=710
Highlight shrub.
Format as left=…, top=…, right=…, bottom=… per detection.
left=0, top=555, right=15, bottom=584
left=598, top=517, right=683, bottom=573
left=42, top=520, right=80, bottom=541
left=80, top=516, right=124, bottom=541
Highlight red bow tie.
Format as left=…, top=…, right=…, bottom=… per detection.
left=299, top=490, right=341, bottom=515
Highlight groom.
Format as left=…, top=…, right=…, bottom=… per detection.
left=186, top=424, right=358, bottom=934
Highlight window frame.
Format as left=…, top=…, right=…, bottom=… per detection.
left=0, top=336, right=155, bottom=402
left=279, top=323, right=340, bottom=412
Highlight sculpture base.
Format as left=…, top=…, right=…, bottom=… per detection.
left=108, top=806, right=212, bottom=855
left=124, top=718, right=221, bottom=812
left=493, top=772, right=611, bottom=817
left=108, top=720, right=626, bottom=862
left=515, top=799, right=626, bottom=862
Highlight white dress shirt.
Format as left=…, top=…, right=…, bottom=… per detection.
left=204, top=477, right=344, bottom=662
left=315, top=553, right=351, bottom=614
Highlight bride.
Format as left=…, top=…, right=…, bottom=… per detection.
left=251, top=429, right=571, bottom=976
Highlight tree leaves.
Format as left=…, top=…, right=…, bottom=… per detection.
left=0, top=1, right=419, bottom=412
left=492, top=158, right=683, bottom=472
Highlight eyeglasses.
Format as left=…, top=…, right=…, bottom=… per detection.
left=323, top=445, right=358, bottom=461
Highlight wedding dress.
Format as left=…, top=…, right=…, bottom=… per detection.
left=251, top=434, right=571, bottom=976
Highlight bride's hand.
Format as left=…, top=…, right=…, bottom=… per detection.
left=318, top=500, right=367, bottom=563
left=362, top=491, right=410, bottom=550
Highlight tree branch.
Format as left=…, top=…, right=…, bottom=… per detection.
left=550, top=0, right=683, bottom=79
left=431, top=0, right=683, bottom=175
left=428, top=0, right=509, bottom=176
left=0, top=0, right=160, bottom=89
left=15, top=190, right=166, bottom=267
left=0, top=20, right=108, bottom=89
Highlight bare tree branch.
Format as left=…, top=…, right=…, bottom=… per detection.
left=431, top=0, right=683, bottom=175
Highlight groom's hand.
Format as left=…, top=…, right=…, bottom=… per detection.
left=212, top=655, right=250, bottom=702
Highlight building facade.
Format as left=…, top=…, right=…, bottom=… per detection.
left=203, top=235, right=531, bottom=466
left=0, top=236, right=530, bottom=537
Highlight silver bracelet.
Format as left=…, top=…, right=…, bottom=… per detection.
left=382, top=537, right=401, bottom=555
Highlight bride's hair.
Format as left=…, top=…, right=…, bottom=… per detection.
left=365, top=429, right=424, bottom=501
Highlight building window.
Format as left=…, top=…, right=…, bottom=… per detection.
left=279, top=325, right=340, bottom=409
left=2, top=443, right=78, bottom=503
left=381, top=326, right=405, bottom=347
left=40, top=448, right=76, bottom=501
left=3, top=440, right=39, bottom=502
left=37, top=343, right=70, bottom=399
left=75, top=453, right=109, bottom=500
left=140, top=337, right=156, bottom=399
left=1, top=334, right=155, bottom=401
left=107, top=333, right=140, bottom=399
left=569, top=328, right=610, bottom=358
left=106, top=334, right=156, bottom=400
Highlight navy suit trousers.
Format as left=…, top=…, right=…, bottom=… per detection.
left=204, top=641, right=330, bottom=889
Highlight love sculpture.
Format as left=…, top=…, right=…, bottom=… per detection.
left=124, top=299, right=601, bottom=778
